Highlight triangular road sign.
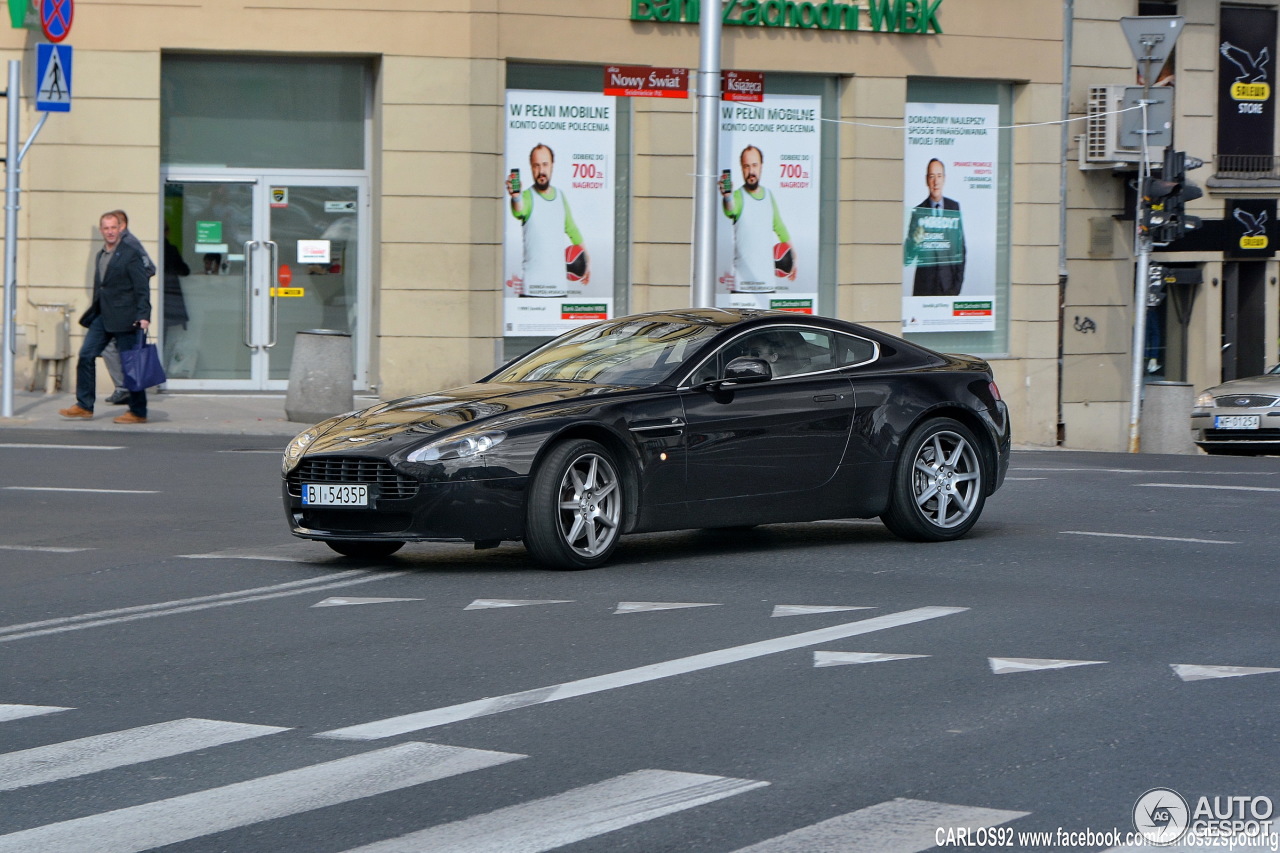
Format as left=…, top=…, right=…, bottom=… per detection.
left=463, top=599, right=574, bottom=610
left=1120, top=15, right=1184, bottom=77
left=988, top=657, right=1107, bottom=675
left=771, top=605, right=873, bottom=618
left=1171, top=664, right=1280, bottom=682
left=312, top=597, right=423, bottom=607
left=813, top=651, right=929, bottom=667
left=614, top=602, right=720, bottom=614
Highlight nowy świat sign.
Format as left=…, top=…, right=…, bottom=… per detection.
left=631, top=0, right=943, bottom=33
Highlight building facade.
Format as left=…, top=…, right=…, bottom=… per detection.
left=2, top=1, right=1272, bottom=451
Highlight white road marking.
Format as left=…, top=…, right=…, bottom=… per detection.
left=1017, top=466, right=1275, bottom=475
left=4, top=487, right=159, bottom=494
left=728, top=797, right=1029, bottom=853
left=614, top=601, right=720, bottom=614
left=313, top=596, right=424, bottom=607
left=0, top=570, right=409, bottom=643
left=317, top=606, right=967, bottom=741
left=0, top=544, right=91, bottom=553
left=772, top=605, right=873, bottom=618
left=0, top=443, right=123, bottom=450
left=988, top=658, right=1107, bottom=675
left=1061, top=531, right=1238, bottom=545
left=1004, top=476, right=1046, bottom=481
left=814, top=652, right=929, bottom=667
left=340, top=769, right=768, bottom=853
left=0, top=704, right=71, bottom=723
left=1139, top=482, right=1280, bottom=493
left=0, top=741, right=523, bottom=853
left=1171, top=664, right=1280, bottom=682
left=0, top=718, right=289, bottom=792
left=463, top=599, right=574, bottom=610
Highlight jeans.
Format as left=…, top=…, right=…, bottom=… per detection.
left=76, top=316, right=146, bottom=417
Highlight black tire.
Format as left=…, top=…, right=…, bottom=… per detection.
left=525, top=439, right=624, bottom=570
left=325, top=540, right=405, bottom=559
left=881, top=418, right=987, bottom=542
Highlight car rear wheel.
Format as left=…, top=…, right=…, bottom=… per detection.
left=325, top=540, right=405, bottom=559
left=881, top=418, right=986, bottom=542
left=525, top=439, right=623, bottom=570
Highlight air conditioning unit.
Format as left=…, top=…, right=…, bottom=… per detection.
left=1082, top=85, right=1142, bottom=167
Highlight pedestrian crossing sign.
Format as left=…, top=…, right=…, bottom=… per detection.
left=35, top=42, right=71, bottom=112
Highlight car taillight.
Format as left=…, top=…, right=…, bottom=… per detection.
left=988, top=381, right=1002, bottom=401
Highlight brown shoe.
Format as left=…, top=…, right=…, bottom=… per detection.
left=58, top=405, right=93, bottom=419
left=112, top=412, right=147, bottom=424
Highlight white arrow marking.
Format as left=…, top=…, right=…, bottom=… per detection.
left=772, top=605, right=873, bottom=618
left=0, top=704, right=72, bottom=723
left=312, top=597, right=423, bottom=607
left=1171, top=664, right=1280, bottom=682
left=614, top=602, right=720, bottom=614
left=463, top=599, right=574, bottom=610
left=814, top=651, right=930, bottom=667
left=988, top=657, right=1107, bottom=674
left=317, top=606, right=968, bottom=740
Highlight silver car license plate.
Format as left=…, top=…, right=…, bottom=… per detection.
left=1214, top=415, right=1260, bottom=430
left=302, top=483, right=368, bottom=506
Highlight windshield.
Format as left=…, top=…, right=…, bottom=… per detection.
left=490, top=317, right=723, bottom=385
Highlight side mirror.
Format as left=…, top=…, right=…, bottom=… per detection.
left=719, top=356, right=772, bottom=385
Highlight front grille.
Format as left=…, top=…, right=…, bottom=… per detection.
left=301, top=509, right=413, bottom=533
left=288, top=456, right=419, bottom=499
left=1214, top=395, right=1279, bottom=408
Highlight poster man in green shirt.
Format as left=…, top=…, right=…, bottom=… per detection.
left=507, top=143, right=589, bottom=297
left=721, top=145, right=794, bottom=293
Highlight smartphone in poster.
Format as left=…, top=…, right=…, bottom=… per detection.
left=901, top=102, right=999, bottom=333
left=503, top=89, right=616, bottom=336
left=716, top=93, right=822, bottom=315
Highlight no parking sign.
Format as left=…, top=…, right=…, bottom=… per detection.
left=39, top=0, right=73, bottom=43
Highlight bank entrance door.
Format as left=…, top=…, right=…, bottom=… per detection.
left=160, top=175, right=368, bottom=390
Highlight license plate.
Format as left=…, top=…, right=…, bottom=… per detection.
left=302, top=483, right=368, bottom=506
left=1214, top=415, right=1260, bottom=430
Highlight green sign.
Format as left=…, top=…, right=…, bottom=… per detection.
left=631, top=0, right=943, bottom=33
left=8, top=0, right=30, bottom=29
left=195, top=220, right=222, bottom=243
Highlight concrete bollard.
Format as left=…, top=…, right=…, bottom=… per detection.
left=1140, top=381, right=1196, bottom=455
left=285, top=330, right=354, bottom=423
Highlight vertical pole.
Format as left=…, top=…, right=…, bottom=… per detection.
left=2, top=60, right=20, bottom=418
left=691, top=0, right=723, bottom=308
left=1126, top=55, right=1154, bottom=453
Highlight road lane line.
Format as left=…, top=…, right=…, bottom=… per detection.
left=5, top=487, right=159, bottom=494
left=0, top=443, right=123, bottom=450
left=0, top=545, right=91, bottom=553
left=1138, top=482, right=1280, bottom=493
left=318, top=606, right=967, bottom=740
left=1061, top=531, right=1238, bottom=545
left=0, top=704, right=71, bottom=723
left=0, top=718, right=290, bottom=791
left=341, top=769, right=768, bottom=853
left=1016, top=467, right=1275, bottom=475
left=0, top=570, right=409, bottom=643
left=728, top=797, right=1029, bottom=853
left=0, top=741, right=524, bottom=853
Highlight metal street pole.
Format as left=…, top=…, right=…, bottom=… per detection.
left=2, top=61, right=20, bottom=418
left=1126, top=53, right=1156, bottom=453
left=691, top=0, right=723, bottom=308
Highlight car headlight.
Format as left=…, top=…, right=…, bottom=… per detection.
left=1194, top=392, right=1216, bottom=408
left=407, top=431, right=506, bottom=463
left=282, top=428, right=319, bottom=475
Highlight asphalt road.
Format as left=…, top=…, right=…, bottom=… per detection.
left=1, top=430, right=1277, bottom=853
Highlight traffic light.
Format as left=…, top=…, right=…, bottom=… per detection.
left=1141, top=148, right=1203, bottom=244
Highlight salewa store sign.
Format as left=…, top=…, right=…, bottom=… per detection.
left=631, top=0, right=944, bottom=33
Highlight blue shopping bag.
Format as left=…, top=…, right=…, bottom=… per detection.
left=120, top=330, right=167, bottom=391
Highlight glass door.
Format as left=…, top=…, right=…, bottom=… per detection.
left=161, top=175, right=368, bottom=390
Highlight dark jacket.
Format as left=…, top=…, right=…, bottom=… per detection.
left=905, top=196, right=966, bottom=297
left=80, top=239, right=151, bottom=333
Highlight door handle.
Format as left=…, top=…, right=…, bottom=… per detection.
left=264, top=240, right=280, bottom=348
left=243, top=240, right=260, bottom=348
left=813, top=394, right=839, bottom=402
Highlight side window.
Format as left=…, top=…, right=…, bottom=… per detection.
left=834, top=332, right=877, bottom=367
left=734, top=328, right=835, bottom=378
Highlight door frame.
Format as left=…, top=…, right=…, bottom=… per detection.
left=160, top=168, right=372, bottom=392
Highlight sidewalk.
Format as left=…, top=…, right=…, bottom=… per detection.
left=0, top=390, right=381, bottom=438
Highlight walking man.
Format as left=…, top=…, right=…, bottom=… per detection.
left=59, top=211, right=152, bottom=424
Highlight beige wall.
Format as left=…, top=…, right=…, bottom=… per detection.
left=1, top=0, right=1066, bottom=449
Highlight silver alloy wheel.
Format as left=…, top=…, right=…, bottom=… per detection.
left=555, top=451, right=622, bottom=558
left=909, top=429, right=982, bottom=529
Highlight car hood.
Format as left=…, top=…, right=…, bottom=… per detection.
left=1203, top=374, right=1280, bottom=397
left=305, top=381, right=632, bottom=453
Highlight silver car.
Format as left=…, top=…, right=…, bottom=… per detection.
left=1190, top=364, right=1280, bottom=455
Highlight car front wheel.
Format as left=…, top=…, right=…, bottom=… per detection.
left=325, top=540, right=405, bottom=559
left=525, top=439, right=623, bottom=570
left=881, top=418, right=986, bottom=542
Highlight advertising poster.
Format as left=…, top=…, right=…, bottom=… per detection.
left=901, top=102, right=999, bottom=333
left=503, top=89, right=616, bottom=336
left=716, top=93, right=822, bottom=314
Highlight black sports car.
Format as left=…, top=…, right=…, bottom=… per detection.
left=282, top=309, right=1010, bottom=569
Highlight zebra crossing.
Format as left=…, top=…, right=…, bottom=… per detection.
left=0, top=703, right=1033, bottom=853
